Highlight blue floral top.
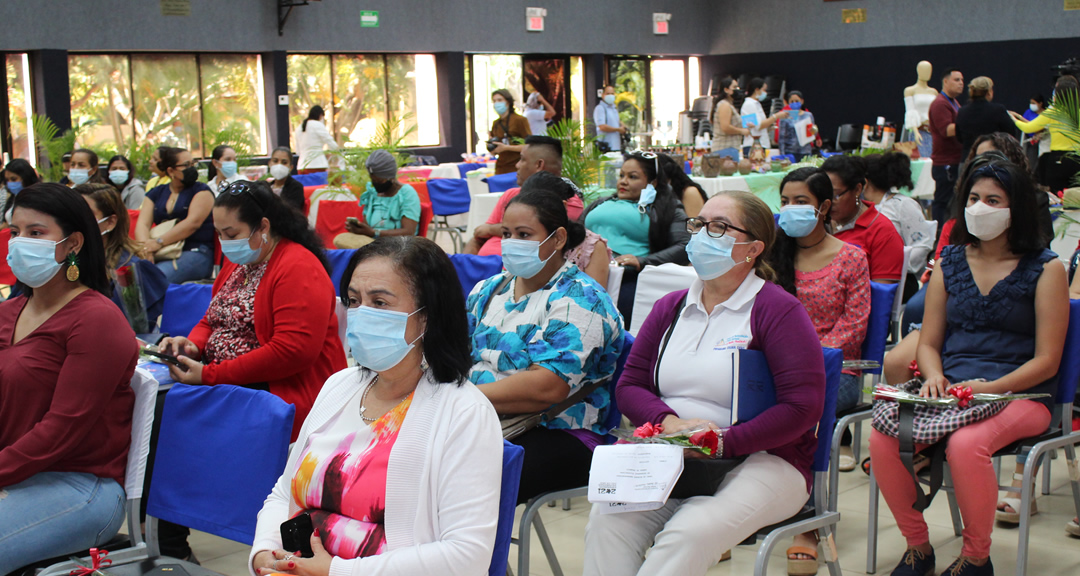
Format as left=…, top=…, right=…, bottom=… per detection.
left=466, top=261, right=623, bottom=433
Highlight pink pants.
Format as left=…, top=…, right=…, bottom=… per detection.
left=868, top=400, right=1050, bottom=558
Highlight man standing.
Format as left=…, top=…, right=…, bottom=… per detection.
left=594, top=85, right=626, bottom=152
left=928, top=68, right=964, bottom=229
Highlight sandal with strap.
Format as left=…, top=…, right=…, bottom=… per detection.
left=786, top=545, right=819, bottom=576
left=995, top=473, right=1038, bottom=524
left=1067, top=517, right=1080, bottom=538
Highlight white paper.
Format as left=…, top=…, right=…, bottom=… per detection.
left=795, top=117, right=815, bottom=147
left=588, top=444, right=684, bottom=514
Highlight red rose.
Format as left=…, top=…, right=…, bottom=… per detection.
left=689, top=429, right=719, bottom=455
left=633, top=422, right=663, bottom=438
left=116, top=265, right=134, bottom=288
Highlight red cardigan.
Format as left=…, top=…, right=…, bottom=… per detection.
left=189, top=239, right=346, bottom=440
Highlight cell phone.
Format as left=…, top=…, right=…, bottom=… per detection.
left=141, top=347, right=181, bottom=366
left=280, top=512, right=315, bottom=558
left=346, top=216, right=360, bottom=225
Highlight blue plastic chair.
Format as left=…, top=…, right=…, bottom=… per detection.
left=293, top=172, right=328, bottom=187
left=326, top=248, right=357, bottom=296
left=449, top=254, right=504, bottom=297
left=489, top=440, right=525, bottom=576
left=159, top=283, right=213, bottom=338
left=484, top=172, right=519, bottom=193
left=427, top=178, right=472, bottom=252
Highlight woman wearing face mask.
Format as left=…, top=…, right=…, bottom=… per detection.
left=711, top=77, right=750, bottom=157
left=206, top=144, right=244, bottom=196
left=145, top=146, right=171, bottom=191
left=778, top=92, right=818, bottom=161
left=583, top=191, right=827, bottom=576
left=582, top=151, right=691, bottom=324
left=266, top=146, right=304, bottom=213
left=1010, top=75, right=1080, bottom=194
left=68, top=148, right=107, bottom=188
left=106, top=155, right=146, bottom=210
left=740, top=77, right=789, bottom=155
left=466, top=187, right=622, bottom=505
left=134, top=147, right=215, bottom=284
left=76, top=183, right=168, bottom=331
left=250, top=236, right=501, bottom=575
left=0, top=183, right=137, bottom=574
left=489, top=89, right=532, bottom=175
left=333, top=150, right=421, bottom=249
left=158, top=180, right=345, bottom=440
left=869, top=161, right=1067, bottom=576
left=2, top=158, right=41, bottom=227
left=862, top=152, right=934, bottom=300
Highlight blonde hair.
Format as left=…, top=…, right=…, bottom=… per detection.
left=713, top=190, right=777, bottom=282
left=968, top=76, right=993, bottom=99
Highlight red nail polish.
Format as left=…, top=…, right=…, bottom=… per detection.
left=288, top=562, right=295, bottom=569
left=314, top=528, right=320, bottom=537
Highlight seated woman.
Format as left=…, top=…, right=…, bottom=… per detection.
left=206, top=144, right=245, bottom=196
left=2, top=158, right=41, bottom=226
left=250, top=236, right=502, bottom=575
left=333, top=150, right=420, bottom=249
left=144, top=146, right=172, bottom=191
left=67, top=148, right=107, bottom=187
left=869, top=160, right=1067, bottom=576
left=134, top=146, right=216, bottom=284
left=106, top=155, right=146, bottom=210
left=76, top=183, right=168, bottom=331
left=0, top=183, right=137, bottom=574
left=583, top=151, right=690, bottom=324
left=267, top=146, right=305, bottom=213
left=467, top=186, right=622, bottom=504
left=583, top=191, right=826, bottom=576
left=862, top=152, right=934, bottom=301
left=659, top=153, right=709, bottom=218
left=523, top=171, right=611, bottom=287
left=159, top=180, right=346, bottom=441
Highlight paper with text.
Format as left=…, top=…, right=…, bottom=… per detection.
left=588, top=444, right=684, bottom=514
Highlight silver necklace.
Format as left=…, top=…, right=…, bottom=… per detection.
left=359, top=375, right=410, bottom=423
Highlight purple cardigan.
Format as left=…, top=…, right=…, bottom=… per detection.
left=616, top=280, right=826, bottom=489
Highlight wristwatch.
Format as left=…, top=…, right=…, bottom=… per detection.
left=155, top=237, right=164, bottom=245
left=374, top=230, right=381, bottom=238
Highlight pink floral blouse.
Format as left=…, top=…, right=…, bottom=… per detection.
left=795, top=242, right=871, bottom=376
left=203, top=262, right=268, bottom=363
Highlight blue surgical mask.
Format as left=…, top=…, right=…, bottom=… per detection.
left=219, top=230, right=265, bottom=265
left=604, top=94, right=616, bottom=105
left=493, top=101, right=508, bottom=115
left=637, top=184, right=657, bottom=212
left=757, top=92, right=769, bottom=102
left=789, top=101, right=803, bottom=111
left=109, top=170, right=129, bottom=186
left=347, top=305, right=425, bottom=371
left=778, top=205, right=820, bottom=238
left=6, top=181, right=23, bottom=195
left=7, top=236, right=68, bottom=288
left=685, top=231, right=751, bottom=281
left=69, top=168, right=90, bottom=186
left=502, top=229, right=557, bottom=279
left=220, top=161, right=238, bottom=179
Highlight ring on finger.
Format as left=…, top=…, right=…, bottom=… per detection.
left=271, top=559, right=280, bottom=570
left=283, top=553, right=295, bottom=561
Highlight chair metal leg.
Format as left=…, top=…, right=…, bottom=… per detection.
left=1042, top=451, right=1052, bottom=495
left=562, top=497, right=571, bottom=511
left=852, top=420, right=863, bottom=463
left=1066, top=443, right=1080, bottom=526
left=531, top=513, right=564, bottom=576
left=944, top=466, right=963, bottom=537
left=820, top=525, right=842, bottom=576
left=867, top=470, right=879, bottom=574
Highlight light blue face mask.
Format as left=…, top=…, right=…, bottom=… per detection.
left=493, top=101, right=508, bottom=115
left=347, top=305, right=425, bottom=371
left=502, top=229, right=556, bottom=279
left=604, top=94, right=616, bottom=105
left=757, top=92, right=769, bottom=102
left=220, top=161, right=238, bottom=179
left=219, top=230, right=265, bottom=265
left=7, top=236, right=68, bottom=288
left=778, top=205, right=820, bottom=238
left=6, top=180, right=23, bottom=195
left=109, top=170, right=129, bottom=186
left=637, top=184, right=657, bottom=213
left=68, top=168, right=90, bottom=186
left=685, top=230, right=752, bottom=281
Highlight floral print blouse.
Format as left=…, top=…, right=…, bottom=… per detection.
left=795, top=242, right=871, bottom=376
left=203, top=262, right=268, bottom=363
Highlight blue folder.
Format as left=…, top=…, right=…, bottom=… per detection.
left=731, top=348, right=776, bottom=424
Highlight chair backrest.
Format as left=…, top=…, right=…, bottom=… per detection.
left=427, top=178, right=472, bottom=216
left=326, top=249, right=357, bottom=296
left=159, top=283, right=213, bottom=338
left=836, top=124, right=862, bottom=150
left=1054, top=299, right=1080, bottom=406
left=458, top=162, right=484, bottom=178
left=147, top=384, right=294, bottom=544
left=126, top=367, right=158, bottom=500
left=484, top=172, right=519, bottom=193
left=293, top=172, right=328, bottom=187
left=0, top=227, right=15, bottom=286
left=488, top=440, right=525, bottom=576
left=418, top=201, right=433, bottom=238
left=306, top=186, right=356, bottom=229
left=861, top=282, right=899, bottom=375
left=600, top=332, right=635, bottom=436
left=628, top=263, right=697, bottom=336
left=813, top=348, right=844, bottom=472
left=449, top=254, right=504, bottom=297
left=127, top=210, right=140, bottom=239
left=606, top=264, right=624, bottom=304
left=314, top=199, right=364, bottom=249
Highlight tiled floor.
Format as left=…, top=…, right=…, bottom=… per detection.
left=190, top=432, right=1080, bottom=575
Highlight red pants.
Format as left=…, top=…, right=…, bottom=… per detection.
left=868, top=400, right=1050, bottom=558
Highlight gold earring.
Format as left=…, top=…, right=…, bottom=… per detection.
left=745, top=256, right=752, bottom=263
left=65, top=252, right=80, bottom=282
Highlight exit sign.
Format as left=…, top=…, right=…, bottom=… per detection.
left=526, top=7, right=546, bottom=32
left=653, top=13, right=670, bottom=35
left=360, top=10, right=379, bottom=28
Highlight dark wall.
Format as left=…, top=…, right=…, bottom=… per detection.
left=702, top=37, right=1078, bottom=146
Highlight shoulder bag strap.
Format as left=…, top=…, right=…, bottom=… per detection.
left=898, top=402, right=946, bottom=512
left=653, top=294, right=688, bottom=394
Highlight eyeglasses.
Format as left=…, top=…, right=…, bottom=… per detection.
left=222, top=180, right=267, bottom=211
left=833, top=186, right=853, bottom=200
left=685, top=217, right=751, bottom=239
left=173, top=161, right=194, bottom=170
left=636, top=151, right=660, bottom=173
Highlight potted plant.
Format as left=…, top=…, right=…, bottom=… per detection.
left=546, top=118, right=605, bottom=204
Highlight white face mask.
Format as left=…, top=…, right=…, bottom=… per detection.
left=964, top=201, right=1010, bottom=241
left=269, top=164, right=290, bottom=181
left=1029, top=103, right=1039, bottom=113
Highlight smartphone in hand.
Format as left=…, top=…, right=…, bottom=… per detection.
left=141, top=347, right=181, bottom=366
left=280, top=512, right=315, bottom=558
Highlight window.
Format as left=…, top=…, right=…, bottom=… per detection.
left=332, top=54, right=387, bottom=148
left=470, top=54, right=522, bottom=154
left=386, top=54, right=440, bottom=147
left=650, top=59, right=686, bottom=145
left=609, top=58, right=648, bottom=141
left=200, top=54, right=266, bottom=156
left=5, top=53, right=34, bottom=163
left=69, top=54, right=133, bottom=155
left=286, top=54, right=333, bottom=151
left=609, top=56, right=692, bottom=147
left=689, top=57, right=701, bottom=100
left=131, top=55, right=201, bottom=156
left=570, top=56, right=585, bottom=124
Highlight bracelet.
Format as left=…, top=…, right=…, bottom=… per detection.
left=374, top=229, right=381, bottom=238
left=716, top=429, right=725, bottom=458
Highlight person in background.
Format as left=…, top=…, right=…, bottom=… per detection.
left=583, top=191, right=826, bottom=576
left=58, top=151, right=73, bottom=187
left=594, top=85, right=626, bottom=153
left=295, top=105, right=339, bottom=174
left=0, top=183, right=137, bottom=575
left=2, top=158, right=41, bottom=226
left=524, top=171, right=612, bottom=287
left=741, top=77, right=788, bottom=155
left=266, top=146, right=305, bottom=213
left=206, top=144, right=244, bottom=196
left=777, top=91, right=817, bottom=161
left=823, top=154, right=904, bottom=284
left=659, top=153, right=709, bottom=218
left=955, top=76, right=1017, bottom=163
left=334, top=150, right=420, bottom=249
left=68, top=148, right=107, bottom=187
left=76, top=183, right=168, bottom=331
left=711, top=77, right=749, bottom=157
left=862, top=152, right=934, bottom=300
left=489, top=89, right=532, bottom=175
left=467, top=135, right=577, bottom=256
left=929, top=67, right=965, bottom=227
left=135, top=147, right=216, bottom=284
left=107, top=155, right=146, bottom=210
left=524, top=91, right=556, bottom=136
left=1011, top=75, right=1080, bottom=194
left=467, top=186, right=622, bottom=505
left=250, top=236, right=502, bottom=576
left=1020, top=93, right=1049, bottom=170
left=145, top=146, right=171, bottom=190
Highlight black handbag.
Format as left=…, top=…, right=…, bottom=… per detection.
left=668, top=456, right=747, bottom=499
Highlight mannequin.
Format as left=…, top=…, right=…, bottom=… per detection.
left=903, top=61, right=938, bottom=158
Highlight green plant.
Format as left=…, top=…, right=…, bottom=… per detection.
left=31, top=114, right=79, bottom=182
left=312, top=113, right=418, bottom=201
left=203, top=126, right=258, bottom=169
left=547, top=118, right=604, bottom=192
left=1041, top=88, right=1080, bottom=188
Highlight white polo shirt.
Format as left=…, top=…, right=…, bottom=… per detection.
left=656, top=272, right=765, bottom=427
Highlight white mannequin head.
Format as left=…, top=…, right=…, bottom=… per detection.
left=916, top=61, right=932, bottom=83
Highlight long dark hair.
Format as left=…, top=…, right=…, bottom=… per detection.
left=511, top=172, right=587, bottom=255
left=11, top=183, right=111, bottom=297
left=659, top=153, right=707, bottom=206
left=769, top=167, right=834, bottom=295
left=302, top=106, right=325, bottom=132
left=950, top=160, right=1046, bottom=254
left=213, top=180, right=331, bottom=275
left=107, top=155, right=135, bottom=190
left=338, top=236, right=473, bottom=385
left=627, top=151, right=679, bottom=254
left=72, top=148, right=107, bottom=184
left=4, top=158, right=39, bottom=208
left=75, top=182, right=139, bottom=270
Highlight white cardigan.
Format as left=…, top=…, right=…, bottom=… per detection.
left=249, top=367, right=503, bottom=576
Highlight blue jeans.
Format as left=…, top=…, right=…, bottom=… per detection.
left=837, top=373, right=862, bottom=413
left=0, top=472, right=125, bottom=575
left=157, top=245, right=213, bottom=284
